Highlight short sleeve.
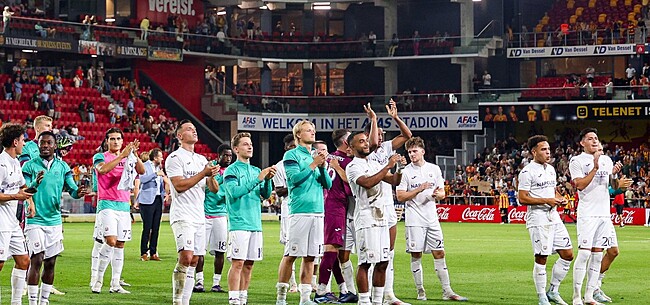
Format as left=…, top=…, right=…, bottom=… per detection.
left=517, top=168, right=532, bottom=191
left=272, top=162, right=286, bottom=188
left=568, top=157, right=585, bottom=181
left=165, top=153, right=183, bottom=178
left=345, top=161, right=364, bottom=185
left=92, top=153, right=105, bottom=168
left=435, top=165, right=445, bottom=188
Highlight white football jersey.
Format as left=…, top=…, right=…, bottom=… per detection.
left=0, top=151, right=24, bottom=231
left=396, top=162, right=445, bottom=227
left=273, top=159, right=290, bottom=215
left=368, top=141, right=395, bottom=207
left=517, top=161, right=562, bottom=228
left=569, top=152, right=613, bottom=218
left=166, top=148, right=208, bottom=225
left=346, top=157, right=390, bottom=229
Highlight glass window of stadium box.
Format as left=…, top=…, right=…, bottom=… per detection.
left=538, top=57, right=621, bottom=79
left=236, top=66, right=261, bottom=91
left=270, top=63, right=302, bottom=95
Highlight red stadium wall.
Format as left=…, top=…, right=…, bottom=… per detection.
left=135, top=58, right=204, bottom=118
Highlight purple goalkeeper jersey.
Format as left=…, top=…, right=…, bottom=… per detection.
left=324, top=149, right=353, bottom=217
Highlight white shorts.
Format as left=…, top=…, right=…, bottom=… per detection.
left=99, top=209, right=132, bottom=241
left=344, top=218, right=356, bottom=252
left=284, top=215, right=324, bottom=258
left=385, top=203, right=398, bottom=227
left=356, top=226, right=390, bottom=265
left=25, top=224, right=64, bottom=259
left=205, top=217, right=228, bottom=255
left=405, top=225, right=444, bottom=253
left=577, top=217, right=618, bottom=249
left=528, top=223, right=572, bottom=256
left=171, top=221, right=206, bottom=256
left=280, top=213, right=291, bottom=245
left=0, top=228, right=28, bottom=261
left=227, top=231, right=263, bottom=261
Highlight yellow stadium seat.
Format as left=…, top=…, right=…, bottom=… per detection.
left=576, top=7, right=584, bottom=16
left=570, top=15, right=578, bottom=24
left=635, top=4, right=642, bottom=13
left=597, top=37, right=604, bottom=45
left=610, top=0, right=617, bottom=7
left=629, top=12, right=637, bottom=21
left=644, top=0, right=649, bottom=6
left=589, top=0, right=596, bottom=8
left=568, top=0, right=575, bottom=9
left=599, top=14, right=607, bottom=23
left=535, top=24, right=544, bottom=32
left=625, top=0, right=632, bottom=6
left=537, top=39, right=545, bottom=47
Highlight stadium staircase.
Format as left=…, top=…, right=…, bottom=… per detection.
left=435, top=128, right=495, bottom=180
left=0, top=74, right=218, bottom=166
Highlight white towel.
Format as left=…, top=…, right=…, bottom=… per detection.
left=117, top=152, right=138, bottom=191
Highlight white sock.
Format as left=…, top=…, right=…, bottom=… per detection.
left=339, top=282, right=349, bottom=295
left=289, top=262, right=297, bottom=287
left=533, top=262, right=547, bottom=298
left=372, top=286, right=385, bottom=305
left=341, top=260, right=357, bottom=294
left=299, top=283, right=312, bottom=303
left=40, top=283, right=52, bottom=303
left=195, top=271, right=204, bottom=285
left=229, top=290, right=241, bottom=305
left=549, top=258, right=572, bottom=292
left=317, top=283, right=328, bottom=296
left=97, top=243, right=114, bottom=282
left=434, top=258, right=452, bottom=294
left=276, top=282, right=289, bottom=301
left=311, top=275, right=318, bottom=287
left=597, top=273, right=606, bottom=291
left=240, top=290, right=248, bottom=304
left=91, top=241, right=102, bottom=282
left=213, top=273, right=222, bottom=286
left=173, top=263, right=188, bottom=304
left=182, top=266, right=195, bottom=305
left=111, top=248, right=125, bottom=288
left=573, top=249, right=590, bottom=302
left=411, top=257, right=424, bottom=290
left=28, top=284, right=39, bottom=305
left=585, top=253, right=603, bottom=300
left=359, top=291, right=371, bottom=304
left=11, top=268, right=27, bottom=304
left=384, top=250, right=395, bottom=297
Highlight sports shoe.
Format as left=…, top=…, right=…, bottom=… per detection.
left=119, top=279, right=131, bottom=287
left=51, top=286, right=66, bottom=295
left=314, top=292, right=339, bottom=303
left=91, top=281, right=103, bottom=294
left=338, top=292, right=358, bottom=303
left=417, top=288, right=427, bottom=301
left=583, top=301, right=603, bottom=305
left=193, top=282, right=205, bottom=292
left=593, top=290, right=612, bottom=303
left=109, top=286, right=131, bottom=294
left=211, top=284, right=225, bottom=293
left=547, top=291, right=568, bottom=305
left=289, top=284, right=298, bottom=293
left=442, top=292, right=468, bottom=302
left=539, top=297, right=552, bottom=305
left=300, top=300, right=319, bottom=305
left=383, top=296, right=412, bottom=305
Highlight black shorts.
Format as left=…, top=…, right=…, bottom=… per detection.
left=615, top=205, right=624, bottom=215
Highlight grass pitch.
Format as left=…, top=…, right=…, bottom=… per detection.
left=1, top=221, right=649, bottom=304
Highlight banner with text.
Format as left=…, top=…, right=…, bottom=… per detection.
left=439, top=205, right=646, bottom=225
left=479, top=102, right=650, bottom=122
left=507, top=44, right=635, bottom=58
left=137, top=0, right=204, bottom=27
left=148, top=46, right=183, bottom=62
left=116, top=45, right=148, bottom=58
left=2, top=35, right=75, bottom=52
left=237, top=111, right=481, bottom=132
